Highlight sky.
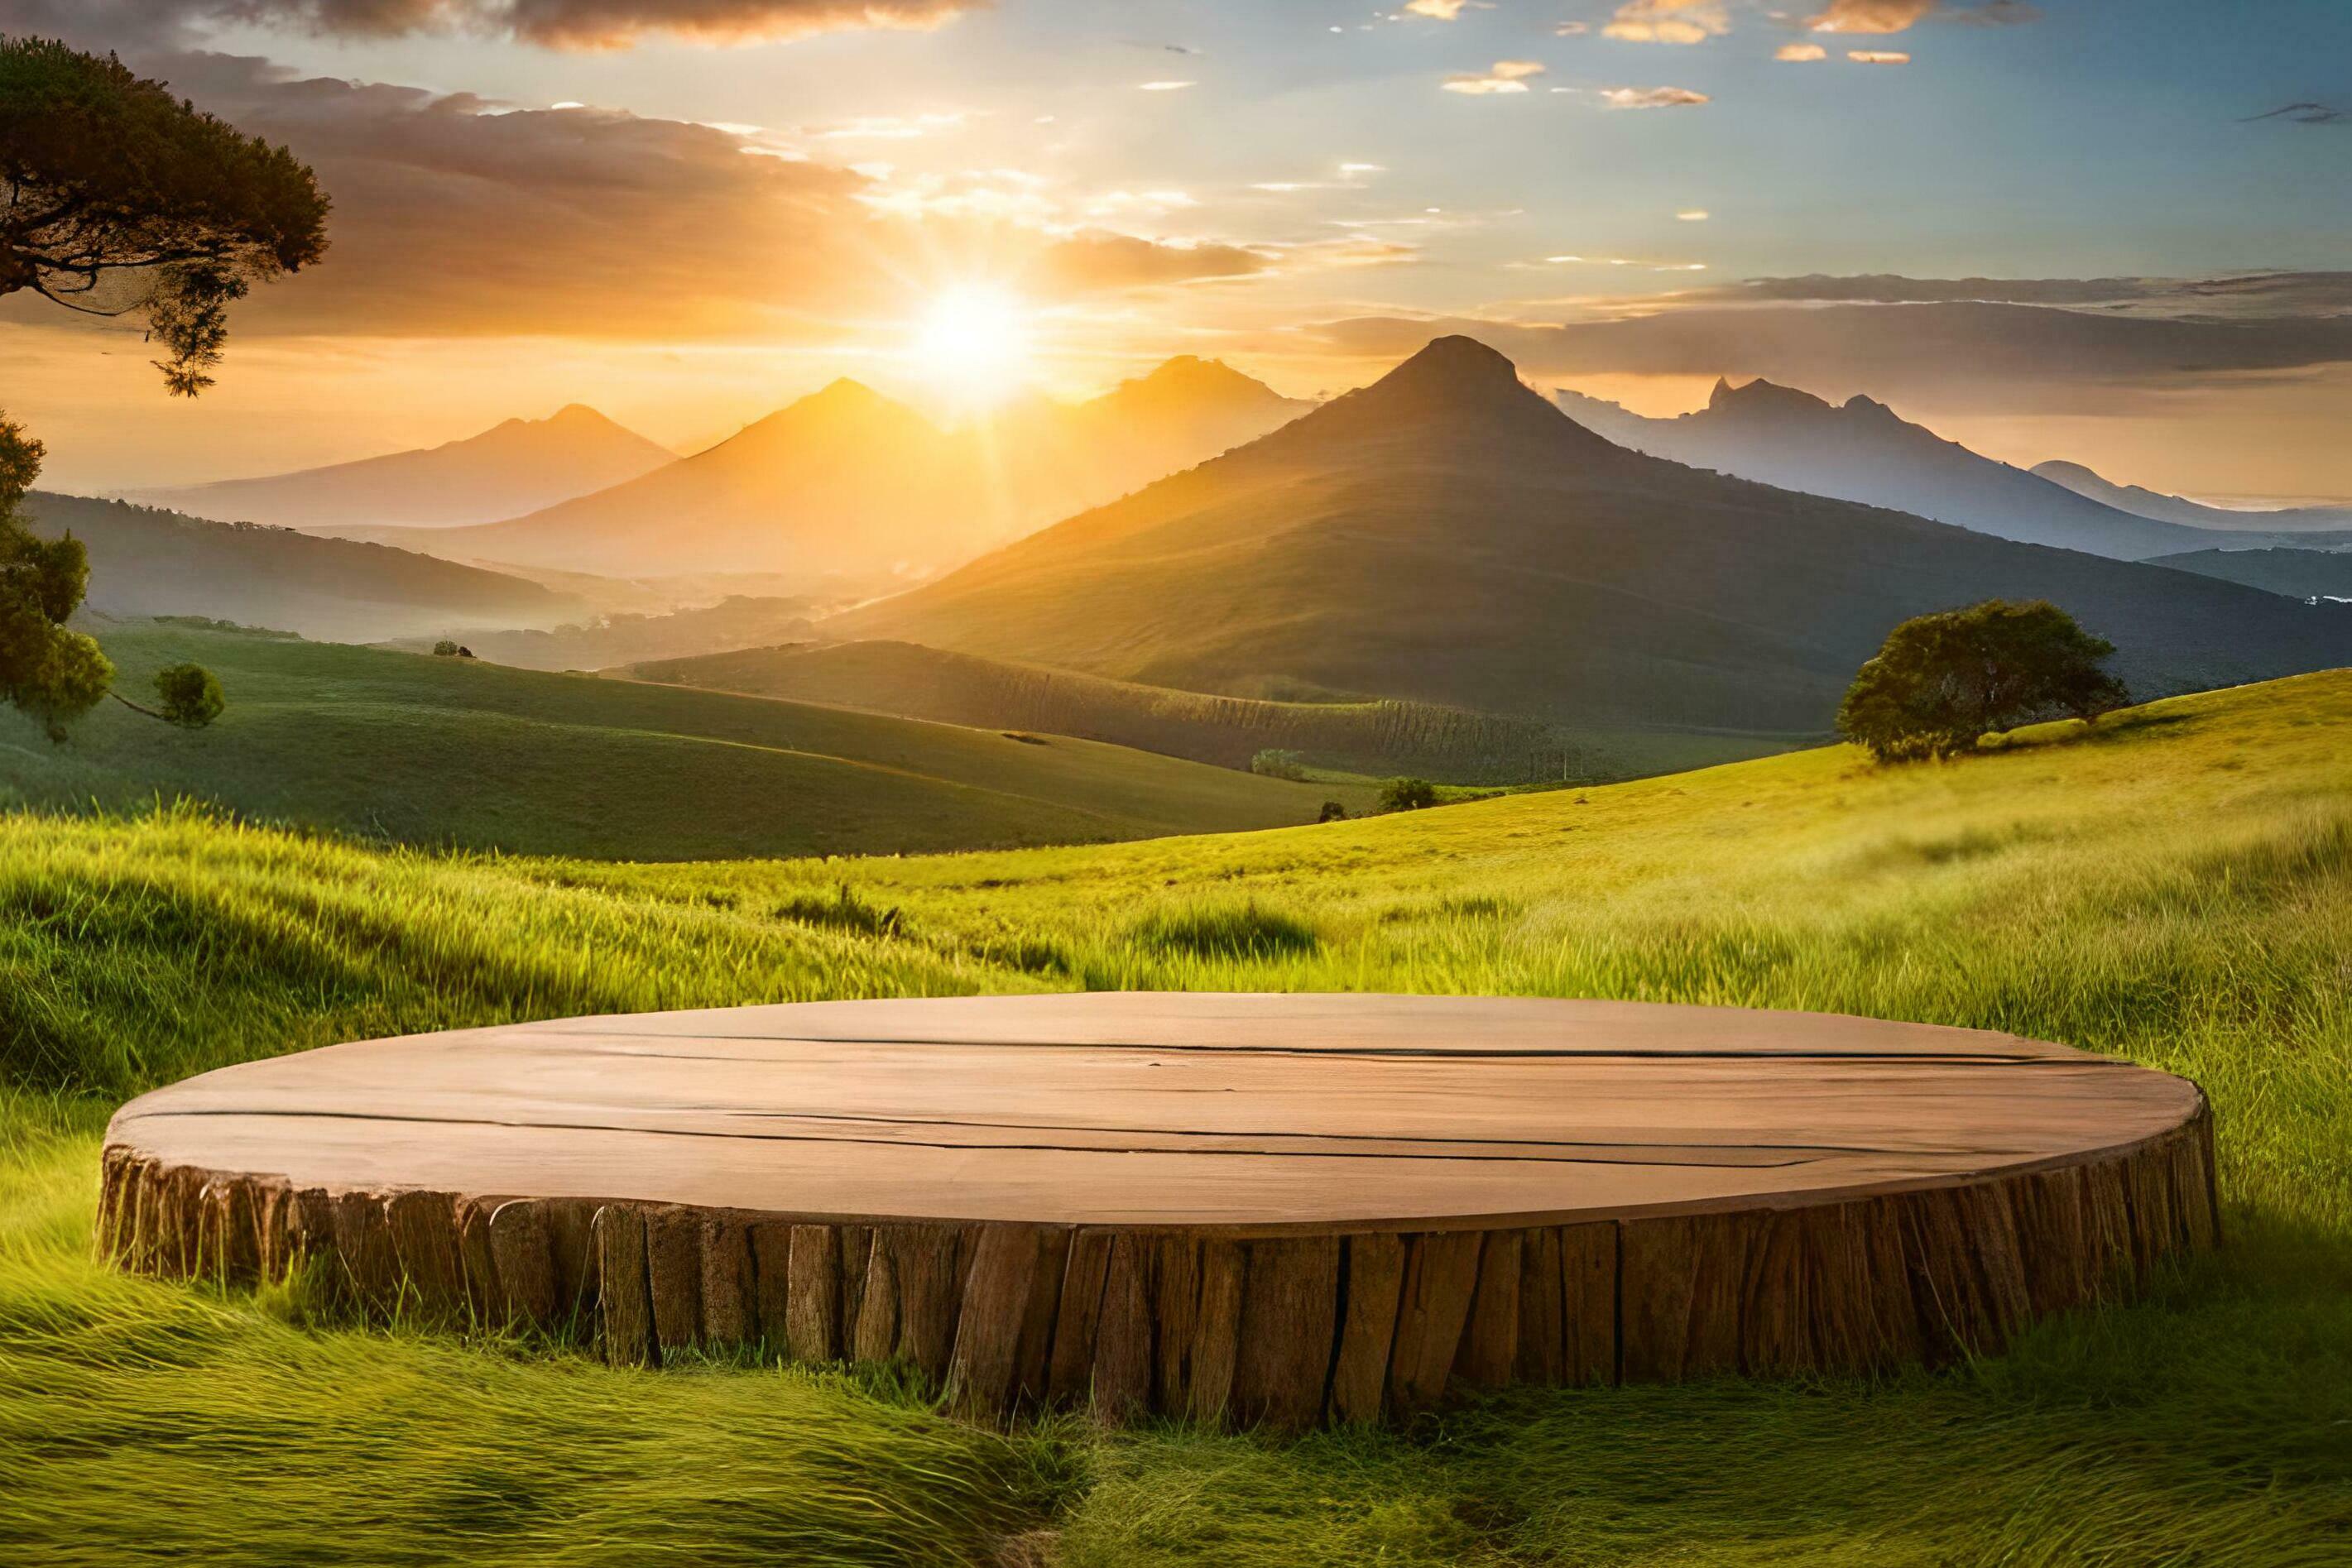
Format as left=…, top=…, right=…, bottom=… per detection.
left=3, top=0, right=2349, bottom=498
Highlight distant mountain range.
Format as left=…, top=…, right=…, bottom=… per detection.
left=22, top=492, right=579, bottom=642
left=2031, top=460, right=2352, bottom=535
left=1551, top=377, right=2261, bottom=561
left=132, top=405, right=677, bottom=530
left=831, top=337, right=2350, bottom=738
left=347, top=357, right=1312, bottom=584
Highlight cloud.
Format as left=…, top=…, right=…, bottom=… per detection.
left=1442, top=60, right=1546, bottom=94
left=17, top=50, right=1308, bottom=343
left=0, top=0, right=982, bottom=50
left=1775, top=41, right=1827, bottom=60
left=1402, top=0, right=1479, bottom=17
left=2240, top=101, right=2347, bottom=127
left=1805, top=0, right=1936, bottom=32
left=1138, top=79, right=1197, bottom=91
left=1034, top=232, right=1270, bottom=292
left=1846, top=49, right=1910, bottom=62
left=1662, top=271, right=2352, bottom=315
left=1554, top=20, right=1589, bottom=35
left=1599, top=84, right=1711, bottom=108
left=1603, top=0, right=1729, bottom=46
left=1290, top=286, right=2352, bottom=413
left=1676, top=209, right=1710, bottom=220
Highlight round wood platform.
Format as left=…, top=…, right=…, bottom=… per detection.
left=98, top=994, right=2216, bottom=1427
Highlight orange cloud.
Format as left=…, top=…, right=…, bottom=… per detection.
left=1442, top=60, right=1547, bottom=95
left=1847, top=49, right=1912, bottom=63
left=10, top=0, right=984, bottom=50
left=1806, top=0, right=1935, bottom=33
left=1603, top=1, right=1729, bottom=46
left=1600, top=84, right=1711, bottom=108
left=1776, top=41, right=1828, bottom=60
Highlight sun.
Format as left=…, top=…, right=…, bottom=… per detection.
left=911, top=284, right=1034, bottom=404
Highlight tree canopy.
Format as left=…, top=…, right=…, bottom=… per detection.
left=1, top=35, right=329, bottom=394
left=1, top=415, right=113, bottom=739
left=1838, top=599, right=2129, bottom=761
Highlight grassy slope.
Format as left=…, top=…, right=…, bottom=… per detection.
left=0, top=626, right=1374, bottom=861
left=2, top=671, right=2349, bottom=1564
left=624, top=637, right=1745, bottom=785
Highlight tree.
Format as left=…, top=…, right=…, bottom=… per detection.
left=2, top=36, right=330, bottom=395
left=1250, top=746, right=1308, bottom=781
left=152, top=662, right=223, bottom=726
left=1379, top=776, right=1438, bottom=812
left=1838, top=599, right=2129, bottom=762
left=432, top=640, right=461, bottom=657
left=1317, top=800, right=1347, bottom=823
left=0, top=415, right=111, bottom=739
left=3, top=36, right=325, bottom=738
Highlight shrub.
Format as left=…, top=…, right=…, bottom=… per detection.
left=1250, top=747, right=1308, bottom=781
left=1839, top=599, right=2129, bottom=762
left=1130, top=899, right=1319, bottom=960
left=1379, top=776, right=1438, bottom=812
left=432, top=640, right=460, bottom=657
left=772, top=883, right=904, bottom=937
left=152, top=663, right=224, bottom=727
left=1317, top=800, right=1347, bottom=822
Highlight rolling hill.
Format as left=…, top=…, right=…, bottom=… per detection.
left=2149, top=547, right=2352, bottom=601
left=1553, top=377, right=2237, bottom=560
left=132, top=405, right=675, bottom=530
left=363, top=357, right=1310, bottom=585
left=383, top=595, right=821, bottom=672
left=625, top=637, right=1788, bottom=782
left=832, top=337, right=2351, bottom=736
left=0, top=625, right=1373, bottom=859
left=2032, top=458, right=2352, bottom=535
left=19, top=491, right=581, bottom=641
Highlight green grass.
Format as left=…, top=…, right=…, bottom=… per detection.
left=0, top=625, right=1377, bottom=861
left=3, top=671, right=2350, bottom=1563
left=625, top=637, right=1794, bottom=784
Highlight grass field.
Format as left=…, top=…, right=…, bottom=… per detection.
left=0, top=625, right=1375, bottom=861
left=2, top=671, right=2348, bottom=1564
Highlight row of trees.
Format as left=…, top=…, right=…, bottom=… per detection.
left=2, top=35, right=329, bottom=740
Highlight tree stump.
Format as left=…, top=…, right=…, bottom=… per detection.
left=100, top=994, right=2218, bottom=1427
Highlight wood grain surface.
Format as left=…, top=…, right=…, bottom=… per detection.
left=98, top=994, right=2217, bottom=1427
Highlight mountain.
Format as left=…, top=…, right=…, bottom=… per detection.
left=1552, top=377, right=2239, bottom=561
left=829, top=337, right=2350, bottom=738
left=2030, top=460, right=2352, bottom=535
left=21, top=491, right=579, bottom=642
left=360, top=360, right=1310, bottom=585
left=132, top=405, right=676, bottom=530
left=2148, top=549, right=2352, bottom=602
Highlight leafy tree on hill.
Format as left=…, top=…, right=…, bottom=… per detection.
left=1380, top=776, right=1438, bottom=812
left=1250, top=746, right=1308, bottom=780
left=2, top=35, right=327, bottom=738
left=152, top=661, right=225, bottom=726
left=1839, top=599, right=2129, bottom=762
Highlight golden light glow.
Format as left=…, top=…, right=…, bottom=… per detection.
left=911, top=284, right=1035, bottom=404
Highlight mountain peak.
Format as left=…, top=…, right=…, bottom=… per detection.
left=1113, top=354, right=1288, bottom=410
left=1342, top=336, right=1538, bottom=418
left=1706, top=376, right=1834, bottom=418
